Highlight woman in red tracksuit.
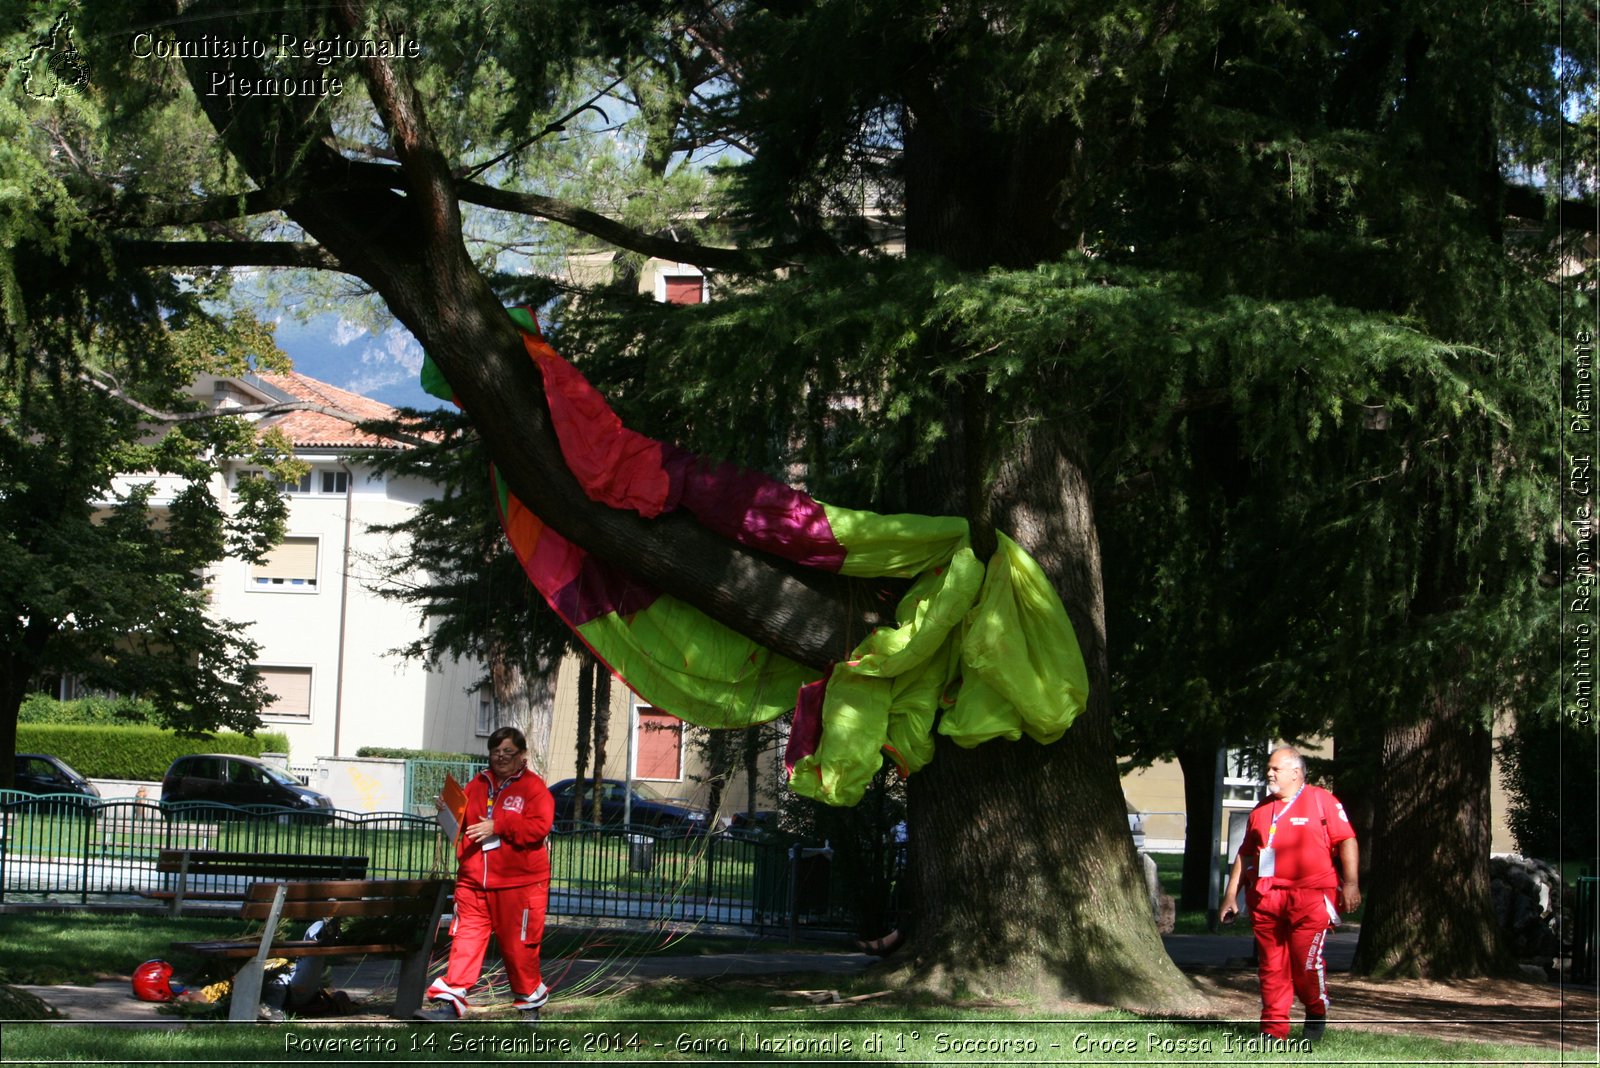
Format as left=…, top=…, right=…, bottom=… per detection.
left=417, top=727, right=555, bottom=1022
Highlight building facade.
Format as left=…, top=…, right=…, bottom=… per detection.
left=197, top=370, right=486, bottom=762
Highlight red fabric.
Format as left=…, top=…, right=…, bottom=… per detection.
left=436, top=881, right=549, bottom=1003
left=527, top=333, right=671, bottom=517
left=455, top=766, right=555, bottom=890
left=784, top=678, right=827, bottom=776
left=1238, top=785, right=1354, bottom=893
left=1250, top=886, right=1337, bottom=1038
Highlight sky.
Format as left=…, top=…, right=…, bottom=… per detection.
left=267, top=311, right=448, bottom=413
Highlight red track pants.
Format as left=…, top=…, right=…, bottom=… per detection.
left=427, top=880, right=549, bottom=1008
left=1249, top=885, right=1337, bottom=1039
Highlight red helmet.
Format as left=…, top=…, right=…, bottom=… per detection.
left=132, top=959, right=179, bottom=1002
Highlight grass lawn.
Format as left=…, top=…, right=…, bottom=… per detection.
left=0, top=911, right=791, bottom=987
left=0, top=911, right=245, bottom=986
left=0, top=911, right=1563, bottom=1064
left=1, top=974, right=1561, bottom=1064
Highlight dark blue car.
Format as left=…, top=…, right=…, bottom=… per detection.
left=13, top=753, right=100, bottom=800
left=548, top=778, right=715, bottom=833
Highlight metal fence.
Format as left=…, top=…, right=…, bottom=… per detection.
left=402, top=759, right=486, bottom=815
left=0, top=795, right=853, bottom=936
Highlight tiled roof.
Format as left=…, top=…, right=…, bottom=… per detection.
left=249, top=372, right=412, bottom=450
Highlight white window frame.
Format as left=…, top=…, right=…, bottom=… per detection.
left=236, top=467, right=352, bottom=496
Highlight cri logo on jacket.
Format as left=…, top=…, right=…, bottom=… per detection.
left=502, top=796, right=525, bottom=814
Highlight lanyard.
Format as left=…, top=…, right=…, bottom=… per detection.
left=486, top=769, right=519, bottom=814
left=1265, top=784, right=1306, bottom=849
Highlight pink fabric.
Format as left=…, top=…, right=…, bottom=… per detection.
left=785, top=678, right=827, bottom=776
left=676, top=458, right=848, bottom=570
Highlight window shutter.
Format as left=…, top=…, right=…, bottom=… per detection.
left=253, top=537, right=319, bottom=587
left=664, top=276, right=704, bottom=304
left=258, top=666, right=313, bottom=719
left=635, top=706, right=684, bottom=780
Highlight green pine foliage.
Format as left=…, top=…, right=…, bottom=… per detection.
left=0, top=9, right=309, bottom=772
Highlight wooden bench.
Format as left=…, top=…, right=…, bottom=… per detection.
left=173, top=877, right=450, bottom=1022
left=151, top=850, right=368, bottom=916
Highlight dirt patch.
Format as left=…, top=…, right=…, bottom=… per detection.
left=1080, top=973, right=1599, bottom=1052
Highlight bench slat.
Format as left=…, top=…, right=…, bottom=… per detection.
left=243, top=897, right=444, bottom=921
left=241, top=878, right=440, bottom=902
left=156, top=850, right=366, bottom=876
left=171, top=941, right=418, bottom=959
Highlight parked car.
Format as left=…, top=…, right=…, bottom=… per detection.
left=723, top=809, right=781, bottom=840
left=13, top=753, right=100, bottom=799
left=161, top=754, right=333, bottom=822
left=548, top=778, right=714, bottom=833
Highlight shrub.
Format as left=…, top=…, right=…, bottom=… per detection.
left=1501, top=715, right=1598, bottom=866
left=15, top=725, right=291, bottom=782
left=357, top=746, right=484, bottom=762
left=19, top=692, right=158, bottom=724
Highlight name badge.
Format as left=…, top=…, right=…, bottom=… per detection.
left=482, top=835, right=502, bottom=851
left=1258, top=847, right=1276, bottom=877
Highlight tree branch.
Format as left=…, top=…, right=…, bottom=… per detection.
left=1503, top=182, right=1599, bottom=233
left=273, top=0, right=892, bottom=670
left=113, top=239, right=347, bottom=272
left=453, top=179, right=807, bottom=273
left=101, top=186, right=298, bottom=229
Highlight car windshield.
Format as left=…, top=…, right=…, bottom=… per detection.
left=257, top=764, right=300, bottom=787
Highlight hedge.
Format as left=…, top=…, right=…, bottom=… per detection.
left=357, top=746, right=485, bottom=763
left=15, top=725, right=291, bottom=782
left=18, top=693, right=158, bottom=724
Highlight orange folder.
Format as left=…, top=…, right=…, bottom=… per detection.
left=437, top=773, right=468, bottom=844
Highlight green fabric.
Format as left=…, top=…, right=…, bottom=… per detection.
left=944, top=532, right=1090, bottom=747
left=789, top=532, right=1089, bottom=805
left=577, top=596, right=817, bottom=730
left=823, top=504, right=970, bottom=577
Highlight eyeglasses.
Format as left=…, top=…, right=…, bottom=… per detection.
left=489, top=747, right=522, bottom=758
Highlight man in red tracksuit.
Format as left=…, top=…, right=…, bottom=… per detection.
left=416, top=726, right=555, bottom=1023
left=1221, top=746, right=1360, bottom=1044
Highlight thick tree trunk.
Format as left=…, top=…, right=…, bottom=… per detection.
left=1351, top=670, right=1516, bottom=978
left=0, top=680, right=22, bottom=792
left=574, top=663, right=593, bottom=822
left=591, top=664, right=612, bottom=824
left=490, top=654, right=557, bottom=776
left=900, top=428, right=1198, bottom=1008
left=1175, top=741, right=1224, bottom=913
left=167, top=6, right=1191, bottom=1009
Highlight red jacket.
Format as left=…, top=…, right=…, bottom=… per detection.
left=1238, top=784, right=1355, bottom=897
left=455, top=765, right=554, bottom=890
